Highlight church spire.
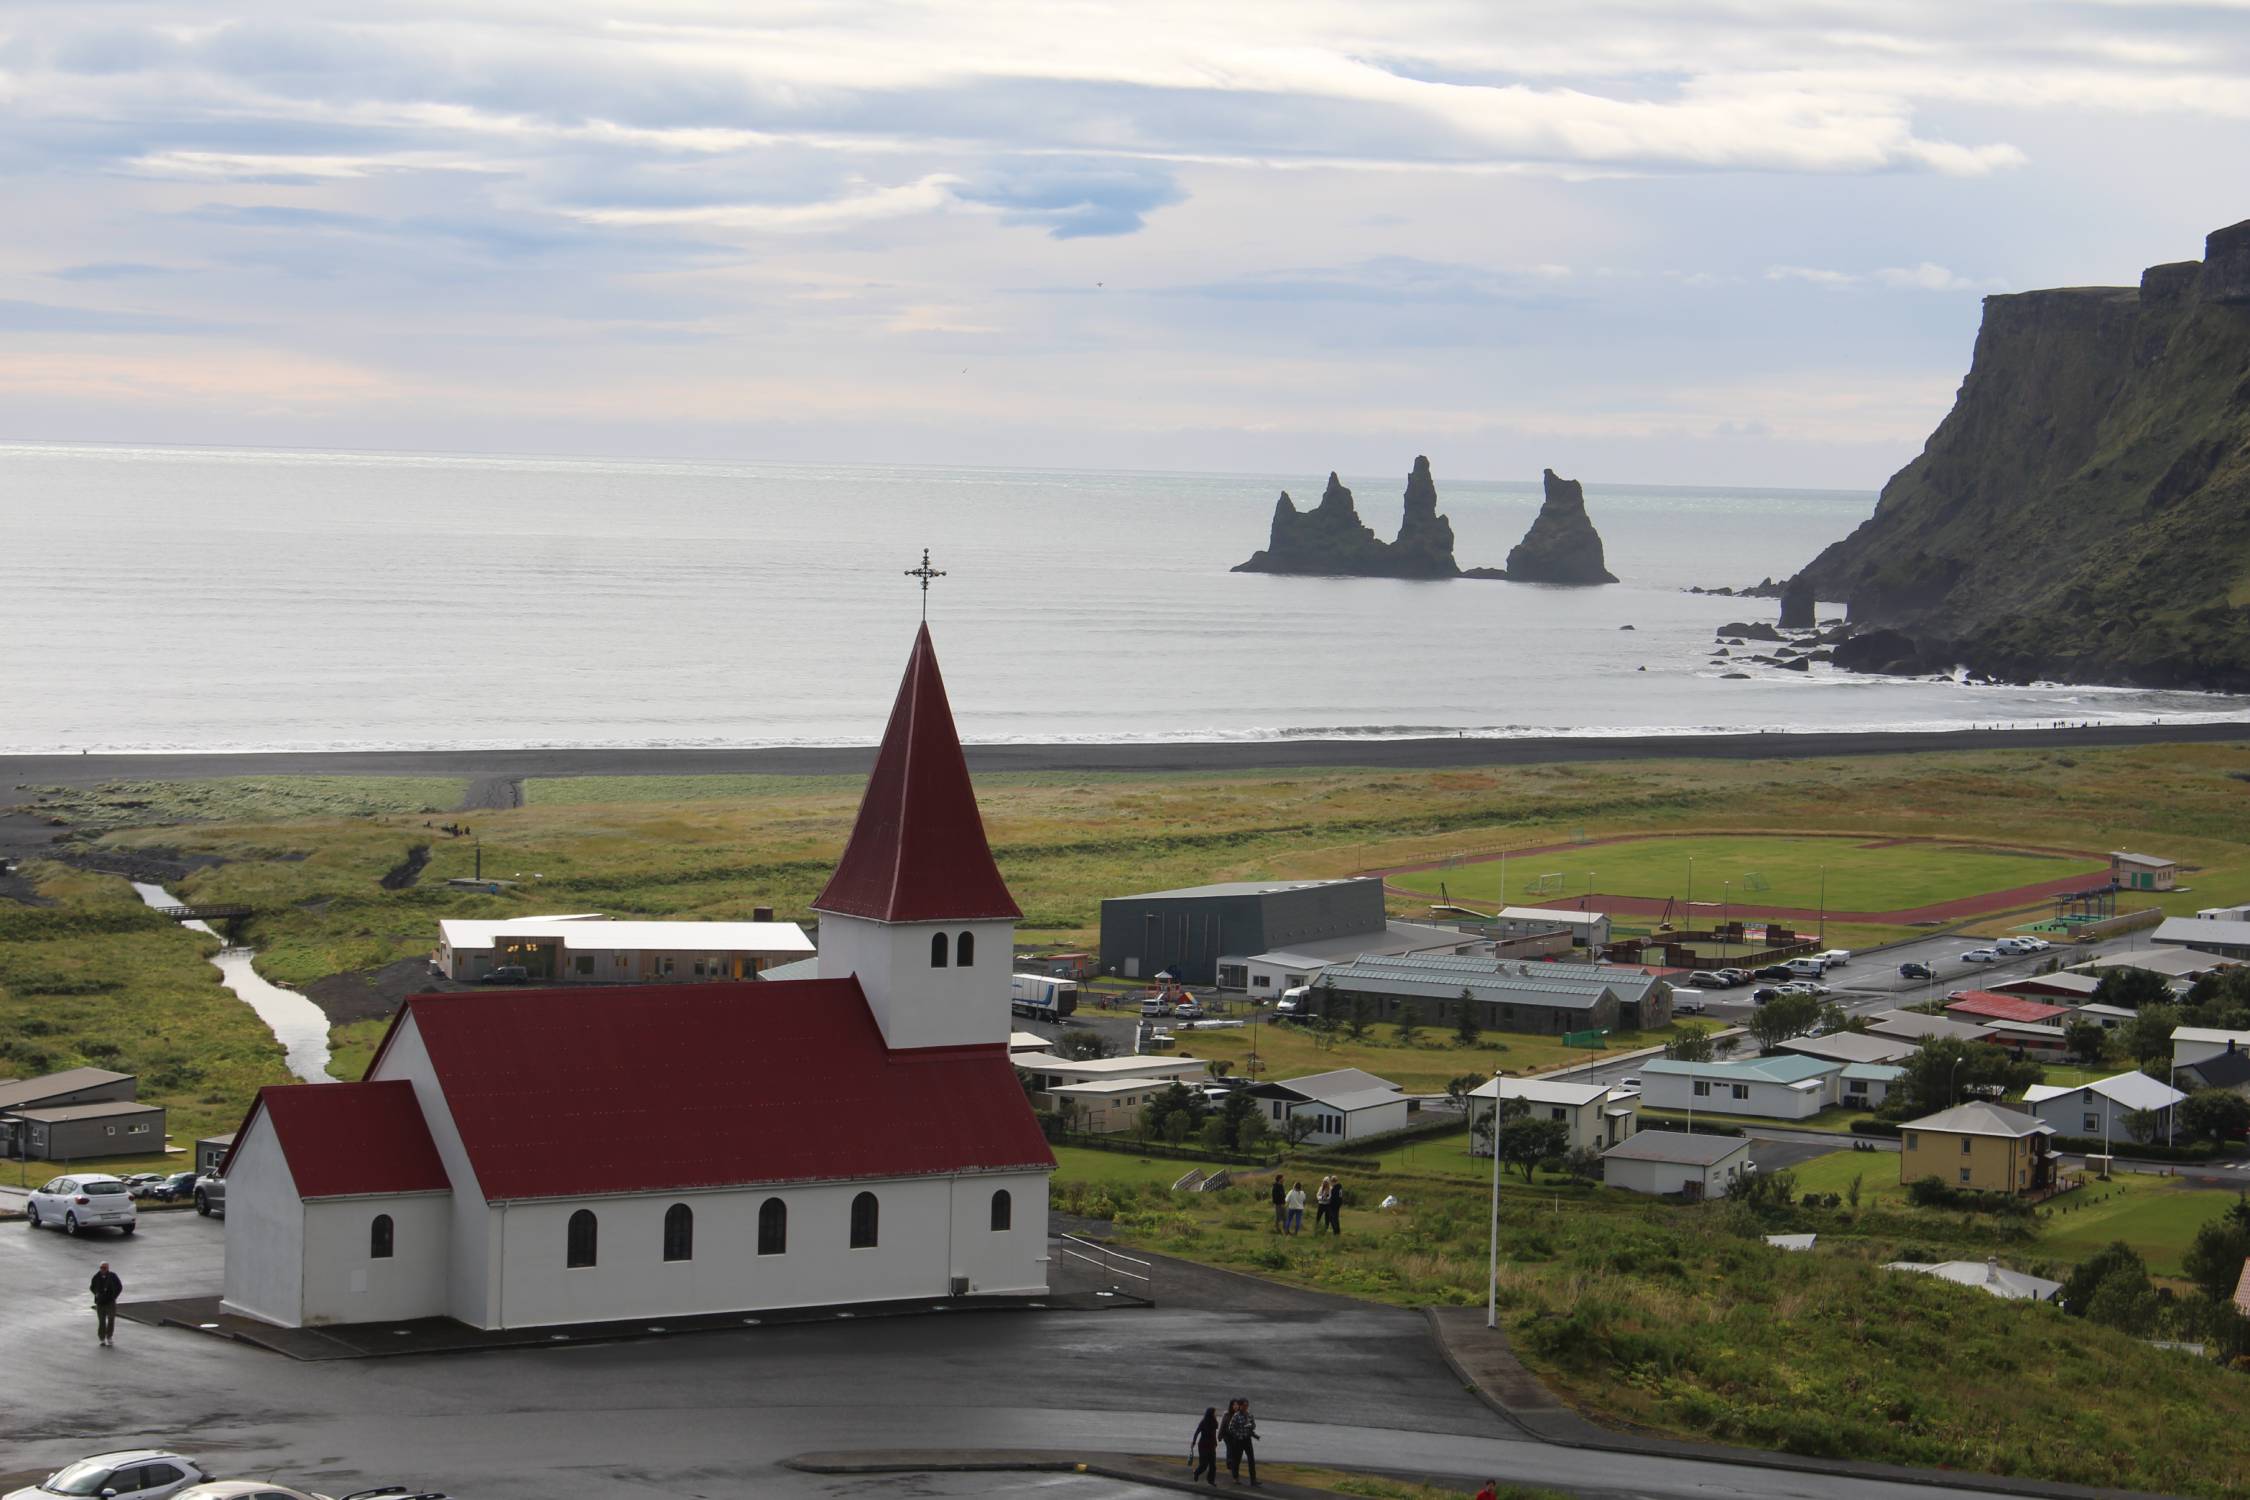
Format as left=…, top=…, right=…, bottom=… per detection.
left=813, top=623, right=1021, bottom=924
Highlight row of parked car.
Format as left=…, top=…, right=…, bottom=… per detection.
left=22, top=1172, right=225, bottom=1237
left=1896, top=934, right=2052, bottom=979
left=3, top=1451, right=443, bottom=1500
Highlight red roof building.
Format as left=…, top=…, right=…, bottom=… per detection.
left=227, top=1080, right=449, bottom=1197
left=814, top=622, right=1020, bottom=924
left=1944, top=991, right=2073, bottom=1026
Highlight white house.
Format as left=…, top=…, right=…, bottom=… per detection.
left=1467, top=1076, right=1639, bottom=1155
left=2172, top=1027, right=2250, bottom=1074
left=1838, top=1063, right=1906, bottom=1111
left=2022, top=1071, right=2187, bottom=1142
left=1012, top=1053, right=1211, bottom=1092
left=1247, top=1068, right=1411, bottom=1145
left=222, top=622, right=1055, bottom=1331
left=1637, top=1055, right=1841, bottom=1120
left=1490, top=907, right=1612, bottom=947
left=435, top=914, right=815, bottom=984
left=1042, top=1078, right=1167, bottom=1134
left=1600, top=1130, right=1752, bottom=1199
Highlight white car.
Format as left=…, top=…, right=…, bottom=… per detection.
left=2017, top=936, right=2052, bottom=952
left=1992, top=937, right=2035, bottom=955
left=1173, top=1000, right=1203, bottom=1020
left=5, top=1451, right=207, bottom=1500
left=1960, top=948, right=2002, bottom=964
left=25, top=1176, right=137, bottom=1236
left=1777, top=981, right=1830, bottom=997
left=1817, top=949, right=1852, bottom=966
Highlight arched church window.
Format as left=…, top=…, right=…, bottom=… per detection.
left=567, top=1208, right=598, bottom=1268
left=370, top=1213, right=394, bottom=1259
left=956, top=931, right=975, bottom=967
left=989, top=1189, right=1011, bottom=1232
left=663, top=1202, right=694, bottom=1262
left=850, top=1191, right=879, bottom=1249
left=930, top=933, right=949, bottom=968
left=758, top=1197, right=787, bottom=1255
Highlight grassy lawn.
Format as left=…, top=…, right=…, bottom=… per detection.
left=1239, top=1467, right=1566, bottom=1500
left=1389, top=832, right=2106, bottom=915
left=1049, top=1145, right=1226, bottom=1190
left=1176, top=1020, right=1687, bottom=1094
left=1103, top=1174, right=2250, bottom=1497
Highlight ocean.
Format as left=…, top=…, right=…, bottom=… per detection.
left=2, top=441, right=2243, bottom=754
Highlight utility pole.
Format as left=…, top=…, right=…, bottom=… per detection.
left=1486, top=1066, right=1504, bottom=1329
left=1819, top=867, right=1827, bottom=944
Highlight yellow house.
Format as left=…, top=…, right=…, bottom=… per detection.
left=1899, top=1102, right=2058, bottom=1196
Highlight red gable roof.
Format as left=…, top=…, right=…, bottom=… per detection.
left=388, top=982, right=1053, bottom=1202
left=230, top=1080, right=450, bottom=1199
left=1945, top=991, right=2072, bottom=1025
left=813, top=623, right=1020, bottom=923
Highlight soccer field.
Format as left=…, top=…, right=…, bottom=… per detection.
left=1386, top=833, right=2104, bottom=916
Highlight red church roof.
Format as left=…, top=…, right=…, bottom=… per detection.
left=371, top=982, right=1053, bottom=1202
left=814, top=623, right=1021, bottom=923
left=1945, top=991, right=2072, bottom=1025
left=227, top=1080, right=450, bottom=1199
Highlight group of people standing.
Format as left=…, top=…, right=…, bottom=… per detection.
left=1189, top=1398, right=1260, bottom=1486
left=1269, top=1174, right=1345, bottom=1235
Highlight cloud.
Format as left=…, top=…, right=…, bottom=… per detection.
left=1767, top=263, right=2000, bottom=291
left=49, top=262, right=175, bottom=282
left=0, top=299, right=232, bottom=336
left=567, top=174, right=965, bottom=233
left=953, top=162, right=1184, bottom=238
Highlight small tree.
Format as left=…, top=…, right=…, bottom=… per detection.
left=2182, top=1195, right=2250, bottom=1300
left=2094, top=966, right=2175, bottom=1013
left=1501, top=1115, right=1570, bottom=1183
left=1747, top=992, right=1823, bottom=1051
left=1664, top=1024, right=1717, bottom=1062
left=1162, top=1110, right=1194, bottom=1145
left=1444, top=1073, right=1483, bottom=1117
left=2121, top=1106, right=2162, bottom=1145
left=1234, top=1109, right=1270, bottom=1153
left=2063, top=1019, right=2109, bottom=1068
left=1198, top=1115, right=1234, bottom=1152
left=1306, top=1013, right=1337, bottom=1052
left=1559, top=1147, right=1604, bottom=1184
left=1845, top=1172, right=1862, bottom=1213
left=1453, top=989, right=1482, bottom=1048
left=1280, top=1112, right=1319, bottom=1148
left=2121, top=1003, right=2182, bottom=1069
left=2183, top=1088, right=2250, bottom=1144
left=1393, top=1003, right=1422, bottom=1047
left=1345, top=993, right=1374, bottom=1043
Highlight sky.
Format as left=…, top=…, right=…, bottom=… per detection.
left=2, top=1, right=2246, bottom=488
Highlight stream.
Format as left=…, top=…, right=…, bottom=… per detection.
left=132, top=881, right=335, bottom=1083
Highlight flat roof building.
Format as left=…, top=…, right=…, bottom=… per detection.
left=1310, top=953, right=1672, bottom=1034
left=1099, top=878, right=1390, bottom=988
left=436, top=915, right=814, bottom=984
left=10, top=1100, right=165, bottom=1162
left=1600, top=1129, right=1752, bottom=1199
left=2152, top=917, right=2250, bottom=962
left=1638, top=1055, right=1839, bottom=1120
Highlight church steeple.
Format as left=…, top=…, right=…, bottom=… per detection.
left=814, top=623, right=1020, bottom=924
left=814, top=623, right=1019, bottom=1052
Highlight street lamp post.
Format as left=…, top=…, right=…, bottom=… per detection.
left=1818, top=867, right=1827, bottom=944
left=1721, top=882, right=1731, bottom=960
left=1949, top=1056, right=1963, bottom=1107
left=1486, top=1067, right=1504, bottom=1329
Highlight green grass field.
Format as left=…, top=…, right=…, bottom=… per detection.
left=1176, top=1019, right=1688, bottom=1093
left=1390, top=832, right=2105, bottom=915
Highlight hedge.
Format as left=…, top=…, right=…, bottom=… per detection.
left=2053, top=1135, right=2222, bottom=1162
left=1637, top=1118, right=1747, bottom=1138
left=1851, top=1120, right=1904, bottom=1138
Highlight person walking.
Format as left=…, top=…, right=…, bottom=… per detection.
left=1283, top=1181, right=1306, bottom=1235
left=89, top=1262, right=122, bottom=1347
left=1269, top=1173, right=1287, bottom=1233
left=1224, top=1397, right=1260, bottom=1485
left=1190, top=1406, right=1220, bottom=1486
left=1474, top=1482, right=1498, bottom=1500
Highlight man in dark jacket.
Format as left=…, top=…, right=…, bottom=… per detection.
left=1223, top=1398, right=1259, bottom=1485
left=90, top=1262, right=123, bottom=1346
left=1268, top=1174, right=1286, bottom=1232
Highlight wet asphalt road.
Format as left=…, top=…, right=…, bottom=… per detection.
left=0, top=1210, right=2060, bottom=1500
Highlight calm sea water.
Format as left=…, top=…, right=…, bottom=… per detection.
left=2, top=442, right=2243, bottom=753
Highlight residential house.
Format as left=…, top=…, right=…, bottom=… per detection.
left=1042, top=1079, right=1167, bottom=1134
left=2074, top=948, right=2219, bottom=983
left=1488, top=907, right=1613, bottom=948
left=1943, top=992, right=2072, bottom=1028
left=1884, top=1258, right=2062, bottom=1302
left=1246, top=1068, right=1411, bottom=1145
left=1838, top=1063, right=1906, bottom=1111
left=1980, top=1019, right=2074, bottom=1055
left=1600, top=1130, right=1752, bottom=1199
left=2171, top=1027, right=2250, bottom=1074
left=1866, top=1010, right=1995, bottom=1045
left=2110, top=851, right=2179, bottom=891
left=2063, top=1003, right=2139, bottom=1031
left=1989, top=972, right=2105, bottom=1002
left=2177, top=1048, right=2250, bottom=1096
left=1773, top=1032, right=1918, bottom=1066
left=0, top=1068, right=153, bottom=1163
left=1898, top=1103, right=2058, bottom=1195
left=1466, top=1076, right=1640, bottom=1156
left=1638, top=1055, right=1840, bottom=1120
left=1012, top=1053, right=1211, bottom=1092
left=2022, top=1071, right=2186, bottom=1143
left=196, top=1133, right=236, bottom=1175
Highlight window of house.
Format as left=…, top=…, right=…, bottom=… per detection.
left=2083, top=1113, right=2099, bottom=1132
left=692, top=959, right=706, bottom=977
left=566, top=1209, right=598, bottom=1268
left=990, top=1189, right=1012, bottom=1232
left=758, top=1197, right=787, bottom=1256
left=1906, top=1132, right=1919, bottom=1149
left=1549, top=1107, right=1566, bottom=1121
left=105, top=1125, right=116, bottom=1135
left=369, top=1213, right=394, bottom=1259
left=661, top=1202, right=694, bottom=1262
left=850, top=1191, right=879, bottom=1249
left=1960, top=1138, right=1972, bottom=1155
left=1693, top=1081, right=1711, bottom=1097
left=1847, top=1081, right=1866, bottom=1096
left=957, top=931, right=975, bottom=966
left=930, top=933, right=949, bottom=968
left=1731, top=1084, right=1749, bottom=1100
left=575, top=955, right=595, bottom=975
left=660, top=956, right=675, bottom=975
left=1959, top=1168, right=1971, bottom=1184
left=128, top=1123, right=149, bottom=1135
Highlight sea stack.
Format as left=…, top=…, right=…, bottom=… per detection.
left=1502, top=469, right=1618, bottom=585
left=1233, top=456, right=1494, bottom=578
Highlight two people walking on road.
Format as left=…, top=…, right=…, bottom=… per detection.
left=1190, top=1398, right=1260, bottom=1485
left=90, top=1262, right=122, bottom=1347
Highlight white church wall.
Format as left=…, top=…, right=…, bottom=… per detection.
left=368, top=1013, right=496, bottom=1326
left=946, top=1171, right=1050, bottom=1295
left=817, top=915, right=1015, bottom=1050
left=298, top=1193, right=453, bottom=1326
left=485, top=1172, right=1034, bottom=1329
left=220, top=1121, right=305, bottom=1327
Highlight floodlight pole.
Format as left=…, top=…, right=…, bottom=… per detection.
left=1686, top=857, right=1693, bottom=917
left=1487, top=1066, right=1503, bottom=1330
left=1819, top=867, right=1827, bottom=944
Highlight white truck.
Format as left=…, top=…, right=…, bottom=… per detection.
left=1010, top=973, right=1080, bottom=1020
left=1274, top=984, right=1314, bottom=1019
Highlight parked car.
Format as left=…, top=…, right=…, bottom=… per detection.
left=1754, top=964, right=1794, bottom=981
left=1960, top=948, right=2001, bottom=964
left=1273, top=985, right=1311, bottom=1018
left=1672, top=991, right=1707, bottom=1014
left=1992, top=937, right=2034, bottom=954
left=1173, top=1000, right=1203, bottom=1021
left=1817, top=949, right=1852, bottom=966
left=2017, top=936, right=2052, bottom=952
left=4, top=1451, right=208, bottom=1500
left=194, top=1172, right=226, bottom=1217
left=1715, top=968, right=1751, bottom=987
left=1139, top=997, right=1170, bottom=1018
left=148, top=1170, right=202, bottom=1202
left=25, top=1176, right=137, bottom=1236
left=1784, top=957, right=1829, bottom=978
left=1685, top=970, right=1726, bottom=987
left=1617, top=1076, right=1641, bottom=1091
left=1898, top=961, right=1934, bottom=980
left=474, top=965, right=530, bottom=984
left=1752, top=986, right=1781, bottom=1004
left=122, top=1172, right=169, bottom=1198
left=1775, top=981, right=1827, bottom=998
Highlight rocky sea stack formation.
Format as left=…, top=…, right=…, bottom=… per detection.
left=1788, top=216, right=2250, bottom=691
left=1234, top=457, right=1497, bottom=578
left=1501, top=469, right=1618, bottom=585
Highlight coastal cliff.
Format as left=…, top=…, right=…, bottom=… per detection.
left=1502, top=469, right=1617, bottom=585
left=1234, top=456, right=1493, bottom=578
left=1791, top=217, right=2250, bottom=691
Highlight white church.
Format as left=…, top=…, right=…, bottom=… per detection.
left=219, top=622, right=1057, bottom=1330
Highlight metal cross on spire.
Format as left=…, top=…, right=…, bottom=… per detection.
left=904, top=547, right=946, bottom=620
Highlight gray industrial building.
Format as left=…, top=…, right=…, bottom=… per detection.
left=1309, top=953, right=1673, bottom=1034
left=0, top=1067, right=161, bottom=1163
left=1099, top=878, right=1397, bottom=987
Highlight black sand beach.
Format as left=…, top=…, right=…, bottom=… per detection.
left=5, top=720, right=2249, bottom=791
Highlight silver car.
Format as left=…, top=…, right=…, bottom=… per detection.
left=4, top=1450, right=207, bottom=1499
left=25, top=1177, right=137, bottom=1236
